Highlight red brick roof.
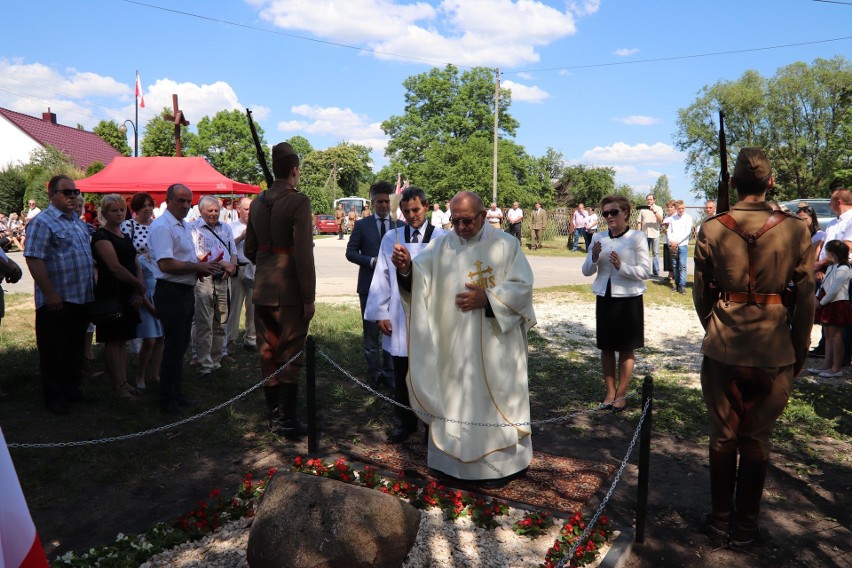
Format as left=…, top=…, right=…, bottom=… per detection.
left=0, top=107, right=122, bottom=170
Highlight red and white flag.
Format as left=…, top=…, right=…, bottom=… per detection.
left=135, top=71, right=145, bottom=109
left=1, top=428, right=49, bottom=568
left=395, top=172, right=402, bottom=195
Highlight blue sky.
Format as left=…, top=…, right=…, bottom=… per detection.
left=1, top=0, right=850, bottom=204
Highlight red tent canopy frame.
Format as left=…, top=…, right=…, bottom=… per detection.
left=74, top=156, right=261, bottom=204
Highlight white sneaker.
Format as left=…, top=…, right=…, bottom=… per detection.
left=819, top=370, right=844, bottom=378
left=806, top=367, right=824, bottom=374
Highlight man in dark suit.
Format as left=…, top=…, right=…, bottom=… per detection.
left=346, top=181, right=402, bottom=388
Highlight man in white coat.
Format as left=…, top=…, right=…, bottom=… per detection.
left=393, top=191, right=536, bottom=488
left=365, top=186, right=447, bottom=443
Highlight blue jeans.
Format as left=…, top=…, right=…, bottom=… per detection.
left=573, top=228, right=586, bottom=251
left=671, top=244, right=688, bottom=288
left=647, top=237, right=660, bottom=275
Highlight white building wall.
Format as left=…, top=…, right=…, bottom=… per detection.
left=0, top=118, right=41, bottom=167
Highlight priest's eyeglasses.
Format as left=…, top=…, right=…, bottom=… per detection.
left=450, top=213, right=482, bottom=226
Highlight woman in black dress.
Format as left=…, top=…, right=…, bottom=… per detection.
left=91, top=194, right=146, bottom=398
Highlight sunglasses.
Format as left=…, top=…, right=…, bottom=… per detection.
left=57, top=188, right=81, bottom=197
left=601, top=209, right=622, bottom=218
left=797, top=207, right=812, bottom=213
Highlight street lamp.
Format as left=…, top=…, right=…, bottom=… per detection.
left=118, top=119, right=138, bottom=157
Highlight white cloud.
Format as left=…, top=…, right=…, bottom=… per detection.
left=278, top=104, right=388, bottom=152
left=612, top=115, right=660, bottom=126
left=569, top=0, right=601, bottom=17
left=614, top=47, right=639, bottom=57
left=582, top=141, right=682, bottom=165
left=516, top=72, right=533, bottom=80
left=501, top=80, right=549, bottom=103
left=139, top=79, right=242, bottom=125
left=250, top=0, right=588, bottom=67
left=249, top=105, right=272, bottom=121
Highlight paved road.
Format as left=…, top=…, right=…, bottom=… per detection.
left=3, top=237, right=692, bottom=300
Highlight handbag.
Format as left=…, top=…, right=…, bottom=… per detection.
left=87, top=298, right=123, bottom=324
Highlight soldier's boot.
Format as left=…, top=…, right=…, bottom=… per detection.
left=264, top=385, right=282, bottom=432
left=706, top=447, right=737, bottom=546
left=731, top=457, right=769, bottom=546
left=278, top=382, right=306, bottom=441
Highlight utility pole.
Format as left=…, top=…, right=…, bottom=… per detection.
left=492, top=67, right=500, bottom=203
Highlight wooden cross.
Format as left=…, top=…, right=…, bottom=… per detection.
left=164, top=94, right=190, bottom=157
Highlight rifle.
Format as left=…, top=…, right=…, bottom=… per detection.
left=717, top=110, right=730, bottom=214
left=246, top=108, right=274, bottom=188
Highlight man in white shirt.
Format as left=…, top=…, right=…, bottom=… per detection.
left=191, top=196, right=238, bottom=378
left=148, top=184, right=222, bottom=415
left=571, top=204, right=588, bottom=252
left=226, top=197, right=256, bottom=355
left=507, top=202, right=524, bottom=243
left=25, top=200, right=41, bottom=221
left=486, top=202, right=503, bottom=230
left=667, top=200, right=694, bottom=294
left=430, top=202, right=446, bottom=230
left=637, top=194, right=664, bottom=276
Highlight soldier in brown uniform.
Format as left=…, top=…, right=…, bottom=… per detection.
left=693, top=148, right=814, bottom=546
left=245, top=142, right=316, bottom=439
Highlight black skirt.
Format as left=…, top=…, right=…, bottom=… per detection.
left=663, top=244, right=672, bottom=272
left=596, top=285, right=644, bottom=352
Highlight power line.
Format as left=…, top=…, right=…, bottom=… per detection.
left=811, top=0, right=852, bottom=5
left=121, top=0, right=463, bottom=68
left=512, top=35, right=852, bottom=74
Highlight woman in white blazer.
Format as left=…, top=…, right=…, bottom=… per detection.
left=582, top=195, right=652, bottom=412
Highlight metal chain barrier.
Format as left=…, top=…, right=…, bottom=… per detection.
left=6, top=351, right=303, bottom=449
left=555, top=395, right=652, bottom=568
left=317, top=347, right=638, bottom=428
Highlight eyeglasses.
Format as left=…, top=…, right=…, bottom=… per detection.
left=450, top=214, right=482, bottom=226
left=601, top=209, right=622, bottom=218
left=58, top=188, right=81, bottom=197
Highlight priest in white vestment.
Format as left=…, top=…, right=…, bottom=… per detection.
left=364, top=187, right=447, bottom=443
left=393, top=191, right=536, bottom=486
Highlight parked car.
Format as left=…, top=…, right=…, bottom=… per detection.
left=314, top=214, right=338, bottom=235
left=780, top=198, right=833, bottom=229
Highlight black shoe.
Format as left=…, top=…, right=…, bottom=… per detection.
left=387, top=427, right=415, bottom=444
left=243, top=344, right=258, bottom=352
left=48, top=401, right=72, bottom=415
left=277, top=418, right=306, bottom=441
left=161, top=402, right=183, bottom=416
left=200, top=371, right=212, bottom=380
left=68, top=390, right=99, bottom=403
left=176, top=395, right=196, bottom=407
left=704, top=513, right=730, bottom=548
left=676, top=286, right=686, bottom=295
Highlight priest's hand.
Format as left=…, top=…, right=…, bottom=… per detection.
left=378, top=320, right=393, bottom=336
left=391, top=244, right=412, bottom=275
left=456, top=283, right=487, bottom=312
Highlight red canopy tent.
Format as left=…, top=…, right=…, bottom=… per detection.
left=75, top=156, right=261, bottom=204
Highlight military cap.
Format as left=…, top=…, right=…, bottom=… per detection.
left=733, top=147, right=771, bottom=182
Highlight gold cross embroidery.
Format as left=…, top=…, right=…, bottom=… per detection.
left=468, top=260, right=496, bottom=289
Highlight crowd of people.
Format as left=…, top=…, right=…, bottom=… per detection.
left=7, top=142, right=850, bottom=548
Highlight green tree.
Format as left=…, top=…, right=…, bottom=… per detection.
left=187, top=109, right=268, bottom=184
left=299, top=142, right=374, bottom=214
left=675, top=57, right=852, bottom=200
left=93, top=120, right=132, bottom=156
left=0, top=165, right=26, bottom=215
left=382, top=65, right=518, bottom=166
left=287, top=135, right=314, bottom=160
left=553, top=164, right=616, bottom=208
left=141, top=107, right=196, bottom=158
left=20, top=146, right=82, bottom=209
left=649, top=174, right=673, bottom=205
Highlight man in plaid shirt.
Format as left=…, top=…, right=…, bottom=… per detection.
left=24, top=175, right=95, bottom=415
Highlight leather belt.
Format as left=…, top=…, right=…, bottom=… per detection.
left=723, top=291, right=783, bottom=305
left=258, top=244, right=294, bottom=255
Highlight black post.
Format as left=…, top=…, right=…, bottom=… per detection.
left=306, top=336, right=318, bottom=454
left=635, top=375, right=654, bottom=544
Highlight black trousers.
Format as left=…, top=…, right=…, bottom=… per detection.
left=155, top=280, right=195, bottom=406
left=392, top=356, right=419, bottom=432
left=35, top=302, right=88, bottom=408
